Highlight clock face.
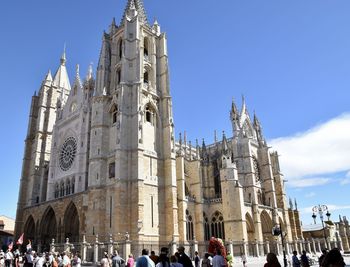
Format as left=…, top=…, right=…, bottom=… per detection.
left=59, top=137, right=77, bottom=171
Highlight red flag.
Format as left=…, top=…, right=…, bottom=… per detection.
left=16, top=233, right=24, bottom=245
left=8, top=241, right=13, bottom=251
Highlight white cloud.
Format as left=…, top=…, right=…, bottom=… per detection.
left=270, top=113, right=350, bottom=187
left=288, top=177, right=331, bottom=188
left=305, top=192, right=316, bottom=198
left=340, top=171, right=350, bottom=185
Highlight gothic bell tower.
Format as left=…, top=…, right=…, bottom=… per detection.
left=87, top=0, right=179, bottom=244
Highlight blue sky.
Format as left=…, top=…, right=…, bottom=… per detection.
left=0, top=0, right=350, bottom=226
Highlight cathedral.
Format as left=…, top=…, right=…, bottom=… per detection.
left=15, top=0, right=303, bottom=259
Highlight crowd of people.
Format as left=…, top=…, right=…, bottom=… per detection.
left=0, top=245, right=348, bottom=267
left=0, top=249, right=81, bottom=267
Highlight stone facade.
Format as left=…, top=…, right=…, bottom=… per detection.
left=15, top=0, right=302, bottom=259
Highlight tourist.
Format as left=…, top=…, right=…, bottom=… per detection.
left=136, top=249, right=155, bottom=267
left=194, top=252, right=200, bottom=267
left=61, top=252, right=70, bottom=267
left=170, top=255, right=182, bottom=267
left=264, top=253, right=281, bottom=267
left=5, top=249, right=14, bottom=267
left=156, top=249, right=169, bottom=267
left=212, top=250, right=225, bottom=267
left=225, top=252, right=233, bottom=267
left=101, top=252, right=110, bottom=267
left=201, top=253, right=211, bottom=267
left=149, top=252, right=158, bottom=265
left=292, top=251, right=300, bottom=267
left=240, top=254, right=246, bottom=267
left=111, top=251, right=124, bottom=267
left=300, top=251, right=309, bottom=267
left=321, top=248, right=345, bottom=267
left=319, top=249, right=328, bottom=267
left=127, top=254, right=134, bottom=267
left=176, top=247, right=192, bottom=267
left=71, top=253, right=81, bottom=267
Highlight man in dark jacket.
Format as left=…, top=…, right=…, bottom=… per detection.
left=177, top=247, right=193, bottom=267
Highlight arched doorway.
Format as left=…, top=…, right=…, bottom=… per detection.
left=261, top=210, right=274, bottom=253
left=23, top=216, right=35, bottom=248
left=40, top=207, right=57, bottom=251
left=63, top=202, right=80, bottom=243
left=245, top=213, right=255, bottom=256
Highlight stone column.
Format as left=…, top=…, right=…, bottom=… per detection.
left=311, top=239, right=316, bottom=254
left=227, top=241, right=233, bottom=255
left=123, top=241, right=131, bottom=260
left=193, top=238, right=199, bottom=254
left=294, top=241, right=298, bottom=253
left=307, top=240, right=311, bottom=253
left=171, top=239, right=177, bottom=256
left=275, top=241, right=280, bottom=256
left=242, top=241, right=248, bottom=257
left=254, top=241, right=259, bottom=257
left=82, top=235, right=87, bottom=263
left=317, top=239, right=322, bottom=253
left=50, top=239, right=55, bottom=253
left=298, top=240, right=303, bottom=253
left=94, top=235, right=99, bottom=264
left=266, top=241, right=270, bottom=254
left=108, top=234, right=114, bottom=256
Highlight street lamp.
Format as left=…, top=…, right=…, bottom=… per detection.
left=272, top=225, right=287, bottom=267
left=312, top=204, right=331, bottom=248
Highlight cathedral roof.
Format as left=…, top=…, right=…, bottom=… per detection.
left=120, top=0, right=148, bottom=25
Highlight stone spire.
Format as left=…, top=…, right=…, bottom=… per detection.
left=86, top=63, right=94, bottom=81
left=73, top=64, right=82, bottom=88
left=53, top=47, right=71, bottom=92
left=294, top=198, right=298, bottom=211
left=289, top=198, right=294, bottom=210
left=230, top=98, right=240, bottom=137
left=222, top=131, right=229, bottom=155
left=120, top=0, right=148, bottom=25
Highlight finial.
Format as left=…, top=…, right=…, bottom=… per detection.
left=289, top=198, right=293, bottom=210
left=214, top=130, right=217, bottom=143
left=112, top=17, right=116, bottom=26
left=196, top=139, right=199, bottom=148
left=34, top=91, right=37, bottom=97
left=179, top=133, right=182, bottom=145
left=184, top=131, right=187, bottom=146
left=60, top=43, right=67, bottom=66
left=294, top=198, right=298, bottom=210
left=87, top=62, right=93, bottom=80
left=76, top=64, right=80, bottom=77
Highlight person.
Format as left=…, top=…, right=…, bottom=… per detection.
left=319, top=249, right=328, bottom=267
left=100, top=252, right=110, bottom=267
left=194, top=252, right=200, bottom=267
left=321, top=248, right=345, bottom=267
left=292, top=251, right=301, bottom=267
left=112, top=251, right=125, bottom=267
left=201, top=253, right=211, bottom=267
left=264, top=253, right=281, bottom=267
left=170, top=255, right=183, bottom=267
left=225, top=252, right=233, bottom=267
left=176, top=247, right=192, bottom=267
left=136, top=249, right=155, bottom=267
left=156, top=252, right=169, bottom=267
left=212, top=250, right=225, bottom=267
left=72, top=253, right=81, bottom=267
left=127, top=255, right=134, bottom=267
left=62, top=252, right=70, bottom=267
left=150, top=252, right=158, bottom=265
left=5, top=249, right=13, bottom=267
left=300, top=251, right=309, bottom=267
left=241, top=254, right=246, bottom=267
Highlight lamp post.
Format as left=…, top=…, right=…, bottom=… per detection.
left=272, top=225, right=287, bottom=267
left=312, top=204, right=331, bottom=248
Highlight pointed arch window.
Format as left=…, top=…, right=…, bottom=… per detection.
left=54, top=183, right=59, bottom=199
left=203, top=212, right=210, bottom=241
left=111, top=105, right=118, bottom=124
left=117, top=68, right=121, bottom=85
left=60, top=182, right=65, bottom=197
left=144, top=71, right=149, bottom=85
left=186, top=210, right=194, bottom=241
left=66, top=179, right=71, bottom=195
left=144, top=37, right=149, bottom=60
left=211, top=211, right=225, bottom=240
left=118, top=38, right=123, bottom=60
left=71, top=177, right=75, bottom=194
left=145, top=104, right=155, bottom=126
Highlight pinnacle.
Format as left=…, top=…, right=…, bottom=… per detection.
left=120, top=0, right=148, bottom=25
